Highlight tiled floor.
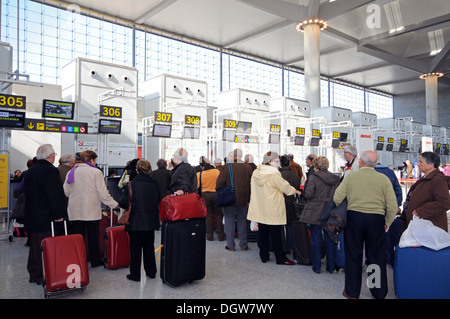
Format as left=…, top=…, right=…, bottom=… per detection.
left=0, top=229, right=398, bottom=300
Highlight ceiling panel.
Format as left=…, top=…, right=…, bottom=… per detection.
left=35, top=0, right=450, bottom=96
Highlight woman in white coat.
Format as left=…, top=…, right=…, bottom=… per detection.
left=247, top=151, right=301, bottom=265
left=64, top=150, right=118, bottom=267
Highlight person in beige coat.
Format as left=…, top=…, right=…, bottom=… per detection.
left=248, top=151, right=301, bottom=265
left=64, top=150, right=118, bottom=267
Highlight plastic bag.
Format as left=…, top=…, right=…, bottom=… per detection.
left=399, top=215, right=450, bottom=250
left=249, top=221, right=259, bottom=232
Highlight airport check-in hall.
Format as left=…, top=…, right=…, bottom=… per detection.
left=0, top=0, right=449, bottom=302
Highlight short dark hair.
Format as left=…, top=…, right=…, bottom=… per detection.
left=280, top=155, right=290, bottom=168
left=156, top=158, right=167, bottom=169
left=420, top=151, right=440, bottom=168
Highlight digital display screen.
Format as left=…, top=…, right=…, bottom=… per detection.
left=236, top=121, right=252, bottom=134
left=268, top=134, right=280, bottom=144
left=222, top=130, right=236, bottom=142
left=386, top=144, right=393, bottom=151
left=0, top=110, right=25, bottom=128
left=98, top=119, right=121, bottom=134
left=331, top=139, right=340, bottom=148
left=42, top=99, right=75, bottom=120
left=294, top=136, right=305, bottom=146
left=376, top=143, right=384, bottom=151
left=339, top=133, right=348, bottom=142
left=310, top=137, right=320, bottom=147
left=152, top=124, right=172, bottom=138
left=183, top=126, right=200, bottom=139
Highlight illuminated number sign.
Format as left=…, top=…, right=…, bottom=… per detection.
left=154, top=111, right=172, bottom=123
left=312, top=129, right=321, bottom=137
left=388, top=138, right=394, bottom=144
left=333, top=131, right=341, bottom=139
left=185, top=115, right=201, bottom=125
left=223, top=119, right=237, bottom=129
left=296, top=127, right=305, bottom=136
left=270, top=124, right=281, bottom=133
left=378, top=136, right=385, bottom=143
left=100, top=105, right=122, bottom=118
left=0, top=93, right=26, bottom=110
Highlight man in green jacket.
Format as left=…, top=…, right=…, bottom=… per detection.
left=334, top=150, right=397, bottom=300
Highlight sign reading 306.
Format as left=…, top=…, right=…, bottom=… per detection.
left=100, top=105, right=122, bottom=118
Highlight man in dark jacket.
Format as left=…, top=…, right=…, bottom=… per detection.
left=168, top=148, right=197, bottom=195
left=216, top=148, right=252, bottom=251
left=150, top=158, right=172, bottom=199
left=24, top=144, right=67, bottom=285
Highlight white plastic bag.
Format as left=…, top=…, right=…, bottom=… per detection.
left=399, top=215, right=450, bottom=250
left=249, top=221, right=259, bottom=232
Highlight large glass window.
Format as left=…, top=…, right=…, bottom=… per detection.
left=1, top=0, right=393, bottom=115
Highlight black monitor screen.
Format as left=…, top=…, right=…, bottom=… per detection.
left=444, top=149, right=449, bottom=155
left=376, top=143, right=384, bottom=151
left=222, top=130, right=236, bottom=142
left=386, top=144, right=393, bottom=151
left=268, top=134, right=280, bottom=144
left=399, top=145, right=406, bottom=152
left=183, top=126, right=200, bottom=139
left=331, top=139, right=340, bottom=148
left=0, top=110, right=25, bottom=128
left=294, top=136, right=305, bottom=146
left=236, top=121, right=252, bottom=134
left=42, top=99, right=75, bottom=120
left=152, top=124, right=172, bottom=138
left=339, top=133, right=348, bottom=142
left=310, top=137, right=320, bottom=147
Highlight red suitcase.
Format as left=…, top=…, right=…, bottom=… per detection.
left=159, top=193, right=207, bottom=222
left=103, top=225, right=130, bottom=269
left=41, top=221, right=89, bottom=298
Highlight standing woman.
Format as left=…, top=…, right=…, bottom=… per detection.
left=248, top=151, right=301, bottom=265
left=403, top=152, right=450, bottom=233
left=64, top=150, right=118, bottom=267
left=119, top=159, right=161, bottom=282
left=300, top=156, right=340, bottom=273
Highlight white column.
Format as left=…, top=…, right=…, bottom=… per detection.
left=425, top=74, right=439, bottom=126
left=304, top=23, right=321, bottom=110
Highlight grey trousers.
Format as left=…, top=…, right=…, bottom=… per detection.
left=222, top=206, right=248, bottom=250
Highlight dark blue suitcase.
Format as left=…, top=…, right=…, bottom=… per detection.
left=394, top=246, right=450, bottom=299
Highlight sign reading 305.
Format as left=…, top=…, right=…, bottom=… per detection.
left=0, top=93, right=26, bottom=110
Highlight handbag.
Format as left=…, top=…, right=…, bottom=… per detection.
left=216, top=163, right=237, bottom=207
left=118, top=182, right=132, bottom=225
left=11, top=193, right=26, bottom=220
left=159, top=192, right=207, bottom=222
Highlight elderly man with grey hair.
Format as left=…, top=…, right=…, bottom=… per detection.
left=58, top=154, right=76, bottom=183
left=168, top=148, right=197, bottom=195
left=341, top=144, right=360, bottom=180
left=24, top=144, right=67, bottom=285
left=333, top=150, right=398, bottom=300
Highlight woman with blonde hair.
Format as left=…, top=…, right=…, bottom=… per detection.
left=118, top=159, right=161, bottom=281
left=248, top=151, right=301, bottom=265
left=300, top=156, right=340, bottom=273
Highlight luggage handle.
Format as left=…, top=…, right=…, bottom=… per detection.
left=51, top=220, right=68, bottom=237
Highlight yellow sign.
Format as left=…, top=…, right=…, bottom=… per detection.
left=223, top=119, right=237, bottom=129
left=0, top=154, right=9, bottom=208
left=312, top=129, right=321, bottom=137
left=296, top=127, right=305, bottom=136
left=0, top=93, right=26, bottom=110
left=333, top=131, right=341, bottom=139
left=270, top=124, right=281, bottom=133
left=154, top=111, right=172, bottom=123
left=100, top=105, right=122, bottom=118
left=185, top=115, right=201, bottom=125
left=37, top=123, right=45, bottom=131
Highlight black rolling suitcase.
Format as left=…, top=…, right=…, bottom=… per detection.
left=160, top=218, right=206, bottom=286
left=292, top=220, right=312, bottom=265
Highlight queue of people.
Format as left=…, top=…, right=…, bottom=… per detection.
left=15, top=142, right=450, bottom=299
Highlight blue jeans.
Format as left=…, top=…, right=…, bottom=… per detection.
left=309, top=224, right=337, bottom=273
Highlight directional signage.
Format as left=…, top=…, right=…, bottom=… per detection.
left=25, top=118, right=88, bottom=134
left=0, top=110, right=25, bottom=128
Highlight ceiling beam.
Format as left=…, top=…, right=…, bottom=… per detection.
left=319, top=0, right=375, bottom=21
left=222, top=20, right=292, bottom=48
left=331, top=62, right=391, bottom=78
left=285, top=43, right=354, bottom=65
left=429, top=41, right=450, bottom=73
left=357, top=45, right=429, bottom=74
left=369, top=76, right=420, bottom=88
left=134, top=0, right=178, bottom=24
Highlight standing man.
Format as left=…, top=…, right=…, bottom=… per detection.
left=24, top=144, right=67, bottom=285
left=341, top=145, right=360, bottom=180
left=216, top=148, right=252, bottom=252
left=168, top=148, right=197, bottom=195
left=303, top=154, right=317, bottom=193
left=57, top=154, right=76, bottom=183
left=333, top=150, right=398, bottom=299
left=287, top=153, right=303, bottom=181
